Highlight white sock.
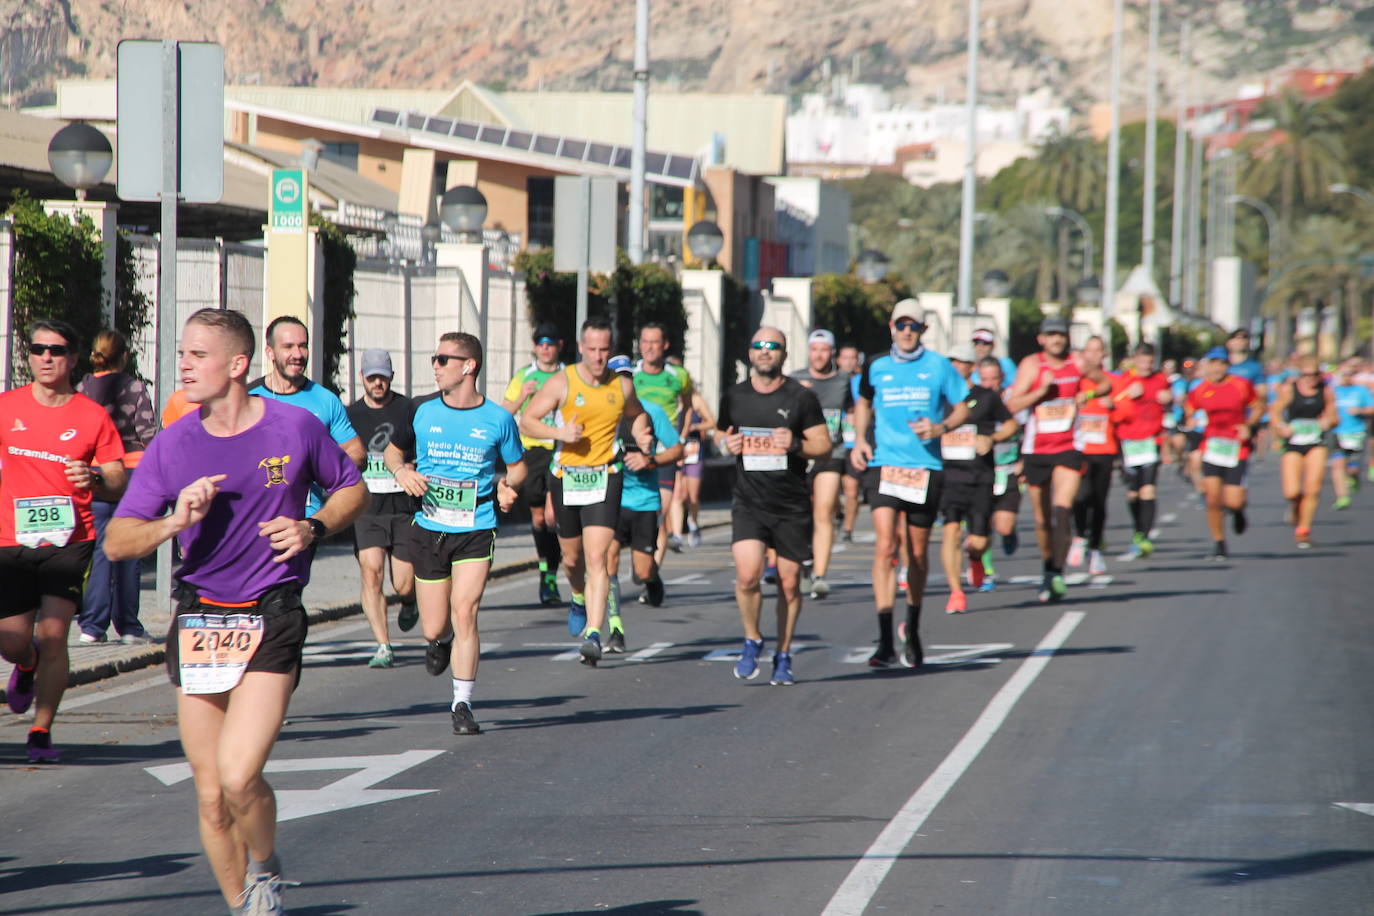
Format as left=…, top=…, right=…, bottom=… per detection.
left=452, top=678, right=474, bottom=710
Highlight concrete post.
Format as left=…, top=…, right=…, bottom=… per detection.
left=917, top=291, right=955, bottom=353
left=764, top=277, right=814, bottom=375
left=44, top=200, right=118, bottom=327
left=435, top=241, right=491, bottom=391
left=680, top=269, right=725, bottom=416
left=972, top=297, right=1011, bottom=348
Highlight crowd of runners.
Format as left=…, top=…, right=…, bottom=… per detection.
left=3, top=304, right=1372, bottom=914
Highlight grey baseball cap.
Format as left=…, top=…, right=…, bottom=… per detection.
left=361, top=348, right=393, bottom=378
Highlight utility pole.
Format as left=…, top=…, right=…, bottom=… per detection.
left=1142, top=0, right=1159, bottom=277
left=1169, top=17, right=1190, bottom=307
left=628, top=0, right=649, bottom=265
left=956, top=0, right=979, bottom=313
left=1103, top=0, right=1124, bottom=319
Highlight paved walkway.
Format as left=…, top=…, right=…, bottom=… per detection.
left=0, top=506, right=732, bottom=699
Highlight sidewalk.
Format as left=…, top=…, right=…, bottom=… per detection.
left=0, top=506, right=733, bottom=704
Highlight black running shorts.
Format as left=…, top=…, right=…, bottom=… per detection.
left=731, top=505, right=813, bottom=564
left=1021, top=451, right=1085, bottom=488
left=1202, top=460, right=1248, bottom=487
left=0, top=540, right=94, bottom=616
left=862, top=466, right=945, bottom=529
left=522, top=447, right=554, bottom=506
left=614, top=508, right=660, bottom=554
left=1120, top=461, right=1161, bottom=491
left=165, top=586, right=308, bottom=689
left=551, top=471, right=623, bottom=537
left=407, top=525, right=497, bottom=581
left=808, top=456, right=847, bottom=478
left=352, top=513, right=414, bottom=557
left=940, top=478, right=993, bottom=537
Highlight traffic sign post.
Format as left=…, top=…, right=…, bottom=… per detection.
left=270, top=169, right=306, bottom=233
left=554, top=175, right=617, bottom=345
left=116, top=39, right=223, bottom=616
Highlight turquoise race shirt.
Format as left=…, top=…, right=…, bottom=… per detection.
left=858, top=349, right=970, bottom=471
left=249, top=377, right=357, bottom=515
left=621, top=401, right=680, bottom=513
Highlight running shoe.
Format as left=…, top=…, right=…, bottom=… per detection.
left=1295, top=526, right=1312, bottom=550
left=687, top=520, right=702, bottom=548
left=968, top=556, right=985, bottom=591
left=1232, top=508, right=1248, bottom=536
left=7, top=641, right=38, bottom=714
left=424, top=637, right=452, bottom=676
left=800, top=569, right=814, bottom=597
left=567, top=596, right=588, bottom=637
left=867, top=647, right=897, bottom=668
left=770, top=651, right=795, bottom=686
left=896, top=621, right=922, bottom=669
left=1333, top=496, right=1352, bottom=511
left=1138, top=534, right=1155, bottom=558
left=606, top=618, right=626, bottom=654
left=1088, top=550, right=1107, bottom=577
left=397, top=602, right=419, bottom=632
left=840, top=530, right=854, bottom=545
left=451, top=701, right=481, bottom=735
left=25, top=729, right=58, bottom=764
left=367, top=644, right=394, bottom=668
left=1002, top=530, right=1019, bottom=556
left=896, top=565, right=908, bottom=590
left=668, top=533, right=685, bottom=554
left=77, top=632, right=105, bottom=644
left=810, top=577, right=831, bottom=599
left=120, top=633, right=153, bottom=645
left=734, top=638, right=764, bottom=680
left=763, top=565, right=778, bottom=586
left=978, top=574, right=997, bottom=593
left=640, top=575, right=665, bottom=607
left=240, top=871, right=292, bottom=916
left=1066, top=537, right=1087, bottom=568
left=1050, top=574, right=1067, bottom=601
left=538, top=573, right=562, bottom=607
left=579, top=632, right=602, bottom=667
left=1209, top=541, right=1229, bottom=563
left=1367, top=465, right=1374, bottom=483
left=1118, top=541, right=1143, bottom=562
left=945, top=589, right=967, bottom=614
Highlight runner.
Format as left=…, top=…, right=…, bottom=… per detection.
left=836, top=344, right=864, bottom=544
left=1270, top=354, right=1338, bottom=549
left=500, top=322, right=566, bottom=607
left=249, top=316, right=365, bottom=514
left=716, top=326, right=829, bottom=685
left=518, top=317, right=650, bottom=666
left=1185, top=346, right=1264, bottom=560
left=632, top=322, right=694, bottom=558
left=606, top=355, right=683, bottom=648
left=938, top=344, right=1017, bottom=613
left=1005, top=316, right=1111, bottom=602
left=1114, top=342, right=1173, bottom=560
left=788, top=329, right=852, bottom=599
left=1068, top=336, right=1132, bottom=576
left=105, top=308, right=366, bottom=914
left=385, top=332, right=525, bottom=733
left=983, top=358, right=1025, bottom=578
left=851, top=299, right=971, bottom=667
left=346, top=349, right=419, bottom=668
left=1, top=319, right=126, bottom=763
left=1330, top=360, right=1374, bottom=510
left=971, top=327, right=1017, bottom=388
left=675, top=389, right=718, bottom=547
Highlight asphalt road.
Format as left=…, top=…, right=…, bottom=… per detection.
left=3, top=459, right=1372, bottom=915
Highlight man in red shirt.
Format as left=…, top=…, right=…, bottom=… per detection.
left=1114, top=342, right=1173, bottom=560
left=1185, top=347, right=1264, bottom=561
left=0, top=319, right=126, bottom=763
left=1069, top=336, right=1133, bottom=576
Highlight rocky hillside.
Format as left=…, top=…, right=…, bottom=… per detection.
left=5, top=0, right=1373, bottom=112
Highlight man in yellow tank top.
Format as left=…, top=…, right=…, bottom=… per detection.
left=519, top=318, right=651, bottom=667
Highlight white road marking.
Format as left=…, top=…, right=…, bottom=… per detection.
left=1334, top=802, right=1374, bottom=817
left=59, top=673, right=167, bottom=710
left=627, top=642, right=674, bottom=661
left=702, top=643, right=813, bottom=661
left=839, top=644, right=1011, bottom=666
left=1161, top=512, right=1178, bottom=524
left=821, top=611, right=1085, bottom=915
left=146, top=749, right=446, bottom=821
left=665, top=573, right=708, bottom=585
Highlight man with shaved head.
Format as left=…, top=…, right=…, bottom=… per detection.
left=715, top=326, right=831, bottom=686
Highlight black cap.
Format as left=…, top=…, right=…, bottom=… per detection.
left=1039, top=316, right=1070, bottom=335
left=532, top=321, right=561, bottom=342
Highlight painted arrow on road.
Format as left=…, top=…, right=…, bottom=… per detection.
left=145, top=749, right=446, bottom=822
left=1334, top=803, right=1374, bottom=817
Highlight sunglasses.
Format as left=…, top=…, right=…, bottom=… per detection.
left=28, top=343, right=70, bottom=357
left=431, top=354, right=469, bottom=367
left=534, top=337, right=559, bottom=346
left=893, top=320, right=925, bottom=332
left=750, top=340, right=784, bottom=351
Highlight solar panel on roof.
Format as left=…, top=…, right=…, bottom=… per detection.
left=506, top=130, right=533, bottom=150
left=429, top=117, right=453, bottom=135
left=666, top=156, right=694, bottom=179
left=645, top=152, right=667, bottom=174
left=560, top=140, right=586, bottom=160
left=533, top=135, right=559, bottom=155
left=478, top=125, right=506, bottom=144
left=373, top=108, right=401, bottom=125
left=613, top=148, right=631, bottom=168
left=405, top=113, right=426, bottom=130
left=454, top=121, right=479, bottom=140
left=587, top=143, right=613, bottom=165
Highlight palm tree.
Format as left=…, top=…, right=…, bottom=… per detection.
left=1266, top=215, right=1369, bottom=356
left=986, top=202, right=1059, bottom=305
left=1017, top=126, right=1105, bottom=298
left=1239, top=90, right=1348, bottom=252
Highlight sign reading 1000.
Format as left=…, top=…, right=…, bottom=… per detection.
left=271, top=168, right=305, bottom=233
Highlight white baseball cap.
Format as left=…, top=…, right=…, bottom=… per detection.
left=807, top=329, right=836, bottom=348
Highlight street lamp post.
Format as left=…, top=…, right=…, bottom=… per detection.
left=1169, top=15, right=1191, bottom=306
left=956, top=0, right=980, bottom=313
left=855, top=248, right=891, bottom=284
left=1102, top=0, right=1124, bottom=319
left=1046, top=206, right=1095, bottom=299
left=439, top=185, right=488, bottom=242
left=1329, top=183, right=1374, bottom=208
left=1227, top=194, right=1276, bottom=273
left=686, top=220, right=725, bottom=267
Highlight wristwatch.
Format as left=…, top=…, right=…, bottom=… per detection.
left=88, top=465, right=104, bottom=488
left=306, top=518, right=327, bottom=541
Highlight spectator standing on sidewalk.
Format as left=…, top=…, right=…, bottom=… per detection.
left=76, top=330, right=158, bottom=644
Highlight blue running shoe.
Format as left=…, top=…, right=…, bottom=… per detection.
left=978, top=574, right=996, bottom=593
left=567, top=597, right=587, bottom=637
left=762, top=566, right=778, bottom=586
left=1002, top=531, right=1019, bottom=556
left=579, top=631, right=602, bottom=667
left=539, top=573, right=562, bottom=607
left=734, top=638, right=764, bottom=680
left=770, top=651, right=795, bottom=686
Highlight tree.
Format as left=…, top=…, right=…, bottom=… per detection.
left=1267, top=215, right=1369, bottom=356
left=1239, top=89, right=1348, bottom=251
left=985, top=203, right=1059, bottom=305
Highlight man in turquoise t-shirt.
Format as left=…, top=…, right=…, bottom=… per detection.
left=250, top=316, right=364, bottom=516
left=604, top=356, right=683, bottom=652
left=1331, top=361, right=1374, bottom=509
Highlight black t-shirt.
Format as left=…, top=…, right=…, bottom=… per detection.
left=788, top=369, right=853, bottom=459
left=717, top=377, right=826, bottom=511
left=942, top=385, right=1013, bottom=484
left=347, top=392, right=419, bottom=517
